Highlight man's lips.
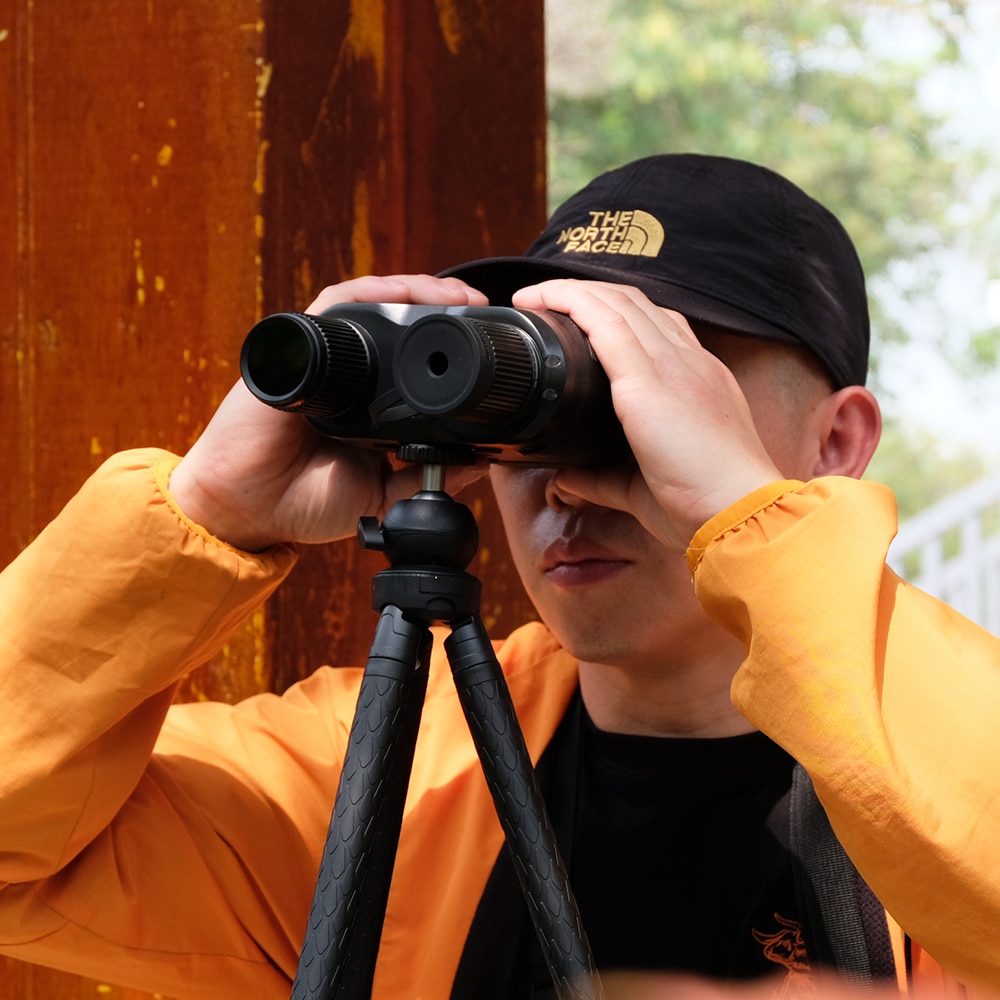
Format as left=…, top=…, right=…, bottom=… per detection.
left=541, top=537, right=633, bottom=586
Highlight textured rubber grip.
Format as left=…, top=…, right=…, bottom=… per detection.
left=446, top=617, right=604, bottom=1000
left=291, top=607, right=430, bottom=1000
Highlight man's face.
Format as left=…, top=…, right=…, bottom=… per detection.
left=489, top=329, right=830, bottom=672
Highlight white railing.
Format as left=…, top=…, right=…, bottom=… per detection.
left=888, top=472, right=1000, bottom=636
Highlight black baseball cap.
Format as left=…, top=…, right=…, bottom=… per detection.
left=441, top=153, right=869, bottom=388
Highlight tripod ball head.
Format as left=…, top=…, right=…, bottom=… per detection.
left=359, top=490, right=479, bottom=571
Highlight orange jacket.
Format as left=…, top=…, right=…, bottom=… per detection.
left=0, top=452, right=996, bottom=997
left=692, top=479, right=1000, bottom=997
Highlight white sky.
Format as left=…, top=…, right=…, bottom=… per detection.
left=875, top=0, right=1000, bottom=463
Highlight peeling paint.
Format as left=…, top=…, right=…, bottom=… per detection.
left=36, top=318, right=58, bottom=350
left=254, top=252, right=264, bottom=314
left=295, top=256, right=313, bottom=304
left=473, top=200, right=494, bottom=256
left=218, top=608, right=270, bottom=697
left=255, top=56, right=273, bottom=100
left=345, top=0, right=386, bottom=91
left=254, top=139, right=270, bottom=196
left=351, top=178, right=374, bottom=275
left=251, top=607, right=268, bottom=691
left=133, top=238, right=146, bottom=306
left=252, top=38, right=269, bottom=329
left=436, top=0, right=463, bottom=56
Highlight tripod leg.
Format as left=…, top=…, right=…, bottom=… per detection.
left=445, top=615, right=604, bottom=1000
left=291, top=605, right=431, bottom=1000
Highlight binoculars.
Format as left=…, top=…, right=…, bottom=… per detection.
left=240, top=303, right=628, bottom=466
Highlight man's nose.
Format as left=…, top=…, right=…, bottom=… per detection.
left=543, top=470, right=589, bottom=512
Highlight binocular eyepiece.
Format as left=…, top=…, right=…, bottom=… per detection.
left=240, top=303, right=628, bottom=466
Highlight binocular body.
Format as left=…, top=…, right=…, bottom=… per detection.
left=240, top=303, right=628, bottom=466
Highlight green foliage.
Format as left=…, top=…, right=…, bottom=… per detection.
left=546, top=0, right=988, bottom=355
left=865, top=416, right=988, bottom=521
left=547, top=0, right=1000, bottom=510
left=955, top=325, right=1000, bottom=374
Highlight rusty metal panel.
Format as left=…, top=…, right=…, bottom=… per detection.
left=1, top=0, right=546, bottom=994
left=1, top=0, right=24, bottom=558
left=3, top=1, right=260, bottom=996
left=260, top=0, right=546, bottom=679
left=3, top=0, right=264, bottom=529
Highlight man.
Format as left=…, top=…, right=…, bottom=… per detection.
left=1, top=155, right=998, bottom=999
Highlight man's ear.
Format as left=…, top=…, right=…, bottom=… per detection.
left=811, top=385, right=882, bottom=479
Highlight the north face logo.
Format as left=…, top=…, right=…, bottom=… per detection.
left=556, top=209, right=664, bottom=257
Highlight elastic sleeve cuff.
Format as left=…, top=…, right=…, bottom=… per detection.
left=152, top=455, right=296, bottom=560
left=686, top=480, right=805, bottom=575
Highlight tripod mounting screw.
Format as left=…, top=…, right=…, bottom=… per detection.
left=396, top=442, right=477, bottom=466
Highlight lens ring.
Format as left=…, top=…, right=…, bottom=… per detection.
left=240, top=312, right=372, bottom=415
left=393, top=316, right=491, bottom=416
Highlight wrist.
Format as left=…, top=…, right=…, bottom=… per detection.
left=167, top=459, right=278, bottom=553
left=685, top=479, right=804, bottom=574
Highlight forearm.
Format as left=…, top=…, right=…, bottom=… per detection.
left=690, top=476, right=1000, bottom=991
left=0, top=449, right=296, bottom=880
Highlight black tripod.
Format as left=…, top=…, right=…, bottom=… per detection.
left=289, top=456, right=603, bottom=1000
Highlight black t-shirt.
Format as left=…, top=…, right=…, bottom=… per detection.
left=453, top=693, right=805, bottom=997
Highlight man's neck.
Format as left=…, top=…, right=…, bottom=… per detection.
left=576, top=643, right=754, bottom=738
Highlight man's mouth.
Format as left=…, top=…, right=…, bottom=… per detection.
left=541, top=537, right=632, bottom=587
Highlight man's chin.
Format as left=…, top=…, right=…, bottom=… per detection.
left=541, top=621, right=637, bottom=671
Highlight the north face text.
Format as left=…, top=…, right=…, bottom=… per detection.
left=556, top=209, right=664, bottom=257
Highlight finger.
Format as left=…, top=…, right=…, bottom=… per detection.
left=444, top=459, right=491, bottom=496
left=512, top=279, right=705, bottom=393
left=526, top=280, right=759, bottom=428
left=307, top=274, right=489, bottom=313
left=553, top=463, right=694, bottom=551
left=514, top=280, right=706, bottom=422
left=551, top=464, right=635, bottom=515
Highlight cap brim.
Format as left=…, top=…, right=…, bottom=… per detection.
left=441, top=255, right=801, bottom=348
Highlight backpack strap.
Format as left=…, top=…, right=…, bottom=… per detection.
left=789, top=764, right=896, bottom=986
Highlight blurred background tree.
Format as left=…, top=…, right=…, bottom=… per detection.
left=544, top=0, right=1000, bottom=518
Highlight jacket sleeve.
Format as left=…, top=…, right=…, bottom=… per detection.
left=0, top=449, right=336, bottom=998
left=689, top=476, right=1000, bottom=993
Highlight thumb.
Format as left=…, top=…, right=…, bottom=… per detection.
left=553, top=462, right=710, bottom=553
left=551, top=464, right=636, bottom=515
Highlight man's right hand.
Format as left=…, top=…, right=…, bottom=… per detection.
left=168, top=275, right=489, bottom=552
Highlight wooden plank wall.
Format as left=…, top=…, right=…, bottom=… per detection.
left=0, top=1, right=545, bottom=996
